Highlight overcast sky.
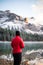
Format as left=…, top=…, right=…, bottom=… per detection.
left=0, top=0, right=43, bottom=25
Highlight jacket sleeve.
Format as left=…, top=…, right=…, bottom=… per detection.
left=20, top=38, right=25, bottom=48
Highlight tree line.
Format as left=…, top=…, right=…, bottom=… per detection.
left=0, top=27, right=43, bottom=41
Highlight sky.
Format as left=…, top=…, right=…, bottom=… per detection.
left=0, top=0, right=43, bottom=25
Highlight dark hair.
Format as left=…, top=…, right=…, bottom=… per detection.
left=16, top=31, right=20, bottom=36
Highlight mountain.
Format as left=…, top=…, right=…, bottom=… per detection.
left=0, top=10, right=43, bottom=35
left=0, top=10, right=24, bottom=24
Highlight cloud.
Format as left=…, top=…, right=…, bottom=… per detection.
left=32, top=0, right=43, bottom=24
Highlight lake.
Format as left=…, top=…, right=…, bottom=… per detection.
left=0, top=41, right=43, bottom=55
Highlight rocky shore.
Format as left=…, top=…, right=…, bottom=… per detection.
left=0, top=49, right=43, bottom=65
left=0, top=58, right=43, bottom=65
left=0, top=59, right=13, bottom=65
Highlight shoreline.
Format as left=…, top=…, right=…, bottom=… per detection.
left=0, top=58, right=43, bottom=65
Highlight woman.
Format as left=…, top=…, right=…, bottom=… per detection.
left=11, top=31, right=25, bottom=65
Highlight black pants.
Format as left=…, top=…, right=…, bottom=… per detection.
left=13, top=53, right=22, bottom=65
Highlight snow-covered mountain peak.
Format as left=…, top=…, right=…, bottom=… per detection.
left=0, top=10, right=43, bottom=35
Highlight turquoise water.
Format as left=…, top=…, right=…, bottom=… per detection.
left=0, top=41, right=43, bottom=55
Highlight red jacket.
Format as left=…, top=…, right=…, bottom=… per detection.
left=11, top=36, right=25, bottom=54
